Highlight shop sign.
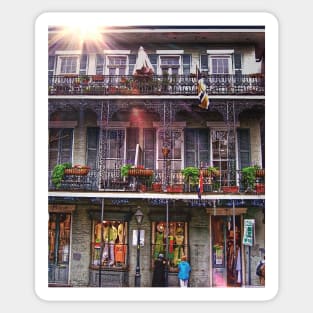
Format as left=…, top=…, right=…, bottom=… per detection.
left=243, top=219, right=255, bottom=246
left=132, top=230, right=145, bottom=246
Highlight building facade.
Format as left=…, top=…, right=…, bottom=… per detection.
left=48, top=25, right=265, bottom=288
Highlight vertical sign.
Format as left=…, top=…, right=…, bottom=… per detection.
left=243, top=219, right=255, bottom=246
left=132, top=229, right=145, bottom=246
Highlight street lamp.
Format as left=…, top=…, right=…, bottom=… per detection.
left=134, top=207, right=144, bottom=287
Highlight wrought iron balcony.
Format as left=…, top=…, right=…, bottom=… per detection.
left=48, top=74, right=265, bottom=96
left=48, top=168, right=265, bottom=194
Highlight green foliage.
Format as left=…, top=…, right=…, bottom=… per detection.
left=207, top=166, right=220, bottom=176
left=241, top=165, right=260, bottom=190
left=120, top=164, right=133, bottom=177
left=52, top=162, right=72, bottom=188
left=181, top=167, right=199, bottom=185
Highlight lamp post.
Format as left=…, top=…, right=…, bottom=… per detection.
left=134, top=207, right=144, bottom=287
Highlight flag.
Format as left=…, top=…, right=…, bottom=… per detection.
left=196, top=66, right=209, bottom=109
left=198, top=170, right=204, bottom=199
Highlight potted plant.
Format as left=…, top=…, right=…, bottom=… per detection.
left=181, top=166, right=199, bottom=192
left=207, top=166, right=220, bottom=177
left=241, top=165, right=260, bottom=192
left=120, top=164, right=133, bottom=178
left=51, top=162, right=72, bottom=188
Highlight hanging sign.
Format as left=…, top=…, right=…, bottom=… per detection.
left=243, top=219, right=255, bottom=246
left=132, top=230, right=145, bottom=246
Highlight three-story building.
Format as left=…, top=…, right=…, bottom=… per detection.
left=48, top=25, right=265, bottom=288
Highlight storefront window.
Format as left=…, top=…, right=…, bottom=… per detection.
left=91, top=220, right=128, bottom=269
left=151, top=221, right=188, bottom=272
left=48, top=213, right=71, bottom=264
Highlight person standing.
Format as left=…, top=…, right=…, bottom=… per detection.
left=152, top=253, right=167, bottom=287
left=178, top=255, right=191, bottom=287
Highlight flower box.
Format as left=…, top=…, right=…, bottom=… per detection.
left=221, top=186, right=239, bottom=193
left=128, top=168, right=153, bottom=177
left=64, top=166, right=90, bottom=176
left=167, top=184, right=184, bottom=193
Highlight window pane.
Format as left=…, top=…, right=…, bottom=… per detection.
left=48, top=213, right=71, bottom=264
left=92, top=220, right=128, bottom=268
left=60, top=57, right=77, bottom=74
left=152, top=222, right=188, bottom=271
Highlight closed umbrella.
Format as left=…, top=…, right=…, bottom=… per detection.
left=133, top=46, right=154, bottom=76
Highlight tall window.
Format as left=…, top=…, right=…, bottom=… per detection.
left=211, top=129, right=237, bottom=186
left=48, top=213, right=71, bottom=265
left=157, top=129, right=182, bottom=170
left=49, top=128, right=73, bottom=170
left=91, top=219, right=128, bottom=268
left=184, top=129, right=210, bottom=168
left=152, top=221, right=188, bottom=272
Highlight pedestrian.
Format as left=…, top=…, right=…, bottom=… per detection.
left=152, top=253, right=166, bottom=287
left=256, top=256, right=265, bottom=286
left=178, top=255, right=191, bottom=287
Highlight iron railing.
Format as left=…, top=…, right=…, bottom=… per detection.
left=48, top=168, right=265, bottom=194
left=48, top=74, right=265, bottom=96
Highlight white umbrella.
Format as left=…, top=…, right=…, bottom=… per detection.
left=133, top=46, right=154, bottom=76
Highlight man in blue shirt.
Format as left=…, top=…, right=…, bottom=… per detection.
left=178, top=255, right=191, bottom=287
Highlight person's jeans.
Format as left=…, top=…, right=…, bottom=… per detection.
left=179, top=279, right=188, bottom=287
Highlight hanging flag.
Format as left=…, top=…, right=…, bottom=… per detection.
left=198, top=170, right=204, bottom=199
left=196, top=66, right=209, bottom=109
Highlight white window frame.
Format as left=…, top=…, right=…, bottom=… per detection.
left=208, top=55, right=233, bottom=75
left=158, top=55, right=182, bottom=75
left=105, top=55, right=128, bottom=75
left=56, top=55, right=80, bottom=75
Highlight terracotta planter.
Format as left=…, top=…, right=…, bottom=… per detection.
left=256, top=169, right=265, bottom=177
left=64, top=168, right=90, bottom=176
left=152, top=183, right=162, bottom=192
left=255, top=183, right=265, bottom=193
left=167, top=184, right=184, bottom=193
left=221, top=186, right=239, bottom=193
left=128, top=168, right=153, bottom=177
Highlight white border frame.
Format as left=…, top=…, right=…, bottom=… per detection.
left=35, top=12, right=278, bottom=301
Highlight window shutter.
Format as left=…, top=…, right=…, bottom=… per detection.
left=182, top=54, right=191, bottom=75
left=96, top=54, right=105, bottom=75
left=128, top=54, right=137, bottom=75
left=234, top=52, right=242, bottom=75
left=148, top=54, right=158, bottom=73
left=185, top=129, right=196, bottom=167
left=79, top=54, right=88, bottom=75
left=126, top=128, right=139, bottom=164
left=143, top=128, right=155, bottom=169
left=200, top=54, right=208, bottom=72
left=237, top=128, right=250, bottom=169
left=87, top=127, right=99, bottom=169
left=48, top=56, right=55, bottom=85
left=198, top=129, right=209, bottom=167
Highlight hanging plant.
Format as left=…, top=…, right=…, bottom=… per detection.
left=181, top=167, right=199, bottom=185
left=51, top=162, right=72, bottom=188
left=120, top=164, right=133, bottom=177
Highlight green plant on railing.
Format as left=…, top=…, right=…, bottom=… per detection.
left=207, top=166, right=220, bottom=177
left=79, top=74, right=90, bottom=81
left=52, top=162, right=72, bottom=188
left=181, top=166, right=199, bottom=185
left=241, top=165, right=260, bottom=191
left=120, top=164, right=133, bottom=177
